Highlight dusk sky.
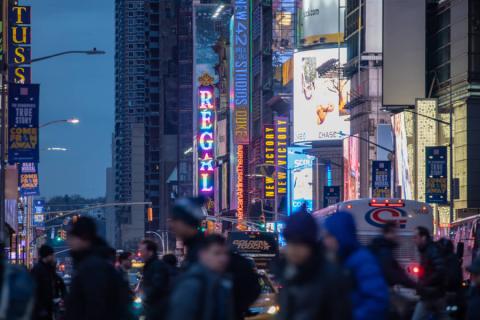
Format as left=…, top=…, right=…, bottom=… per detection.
left=24, top=0, right=114, bottom=198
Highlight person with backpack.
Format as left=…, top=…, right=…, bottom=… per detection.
left=139, top=239, right=171, bottom=320
left=323, top=211, right=389, bottom=320
left=65, top=217, right=133, bottom=320
left=412, top=226, right=448, bottom=320
left=369, top=222, right=416, bottom=320
left=166, top=234, right=234, bottom=320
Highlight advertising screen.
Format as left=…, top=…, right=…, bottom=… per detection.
left=299, top=0, right=344, bottom=47
left=343, top=135, right=360, bottom=200
left=287, top=147, right=314, bottom=214
left=294, top=48, right=349, bottom=142
left=392, top=113, right=414, bottom=199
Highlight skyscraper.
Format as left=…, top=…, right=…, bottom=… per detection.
left=114, top=0, right=190, bottom=249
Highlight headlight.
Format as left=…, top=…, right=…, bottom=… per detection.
left=266, top=305, right=279, bottom=315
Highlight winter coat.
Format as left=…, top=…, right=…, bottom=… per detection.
left=142, top=256, right=171, bottom=320
left=166, top=264, right=234, bottom=320
left=277, top=249, right=352, bottom=320
left=228, top=252, right=261, bottom=320
left=417, top=240, right=447, bottom=300
left=181, top=232, right=205, bottom=270
left=0, top=262, right=35, bottom=320
left=466, top=285, right=480, bottom=320
left=324, top=211, right=389, bottom=320
left=65, top=241, right=132, bottom=320
left=369, top=236, right=416, bottom=288
left=31, top=261, right=56, bottom=320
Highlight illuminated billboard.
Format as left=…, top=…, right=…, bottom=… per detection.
left=287, top=147, right=314, bottom=214
left=299, top=0, right=344, bottom=47
left=343, top=135, right=360, bottom=200
left=392, top=112, right=414, bottom=199
left=198, top=79, right=215, bottom=198
left=263, top=125, right=275, bottom=199
left=294, top=48, right=349, bottom=142
left=275, top=117, right=288, bottom=195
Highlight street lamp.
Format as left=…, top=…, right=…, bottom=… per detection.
left=40, top=118, right=80, bottom=128
left=382, top=107, right=454, bottom=223
left=30, top=48, right=106, bottom=64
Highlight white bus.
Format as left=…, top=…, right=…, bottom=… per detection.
left=313, top=198, right=433, bottom=269
left=450, top=215, right=480, bottom=279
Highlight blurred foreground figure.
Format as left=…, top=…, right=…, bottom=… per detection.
left=166, top=234, right=233, bottom=320
left=466, top=257, right=480, bottom=320
left=139, top=239, right=171, bottom=320
left=411, top=227, right=448, bottom=320
left=31, top=245, right=57, bottom=320
left=117, top=251, right=133, bottom=283
left=170, top=197, right=260, bottom=320
left=65, top=217, right=132, bottom=320
left=277, top=211, right=351, bottom=320
left=323, top=211, right=389, bottom=320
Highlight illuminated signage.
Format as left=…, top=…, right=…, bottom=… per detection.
left=19, top=162, right=39, bottom=196
left=197, top=74, right=215, bottom=198
left=9, top=6, right=31, bottom=84
left=288, top=147, right=314, bottom=214
left=275, top=117, right=288, bottom=195
left=233, top=0, right=250, bottom=145
left=372, top=161, right=391, bottom=198
left=300, top=0, right=344, bottom=47
left=236, top=145, right=247, bottom=230
left=263, top=125, right=275, bottom=199
left=425, top=146, right=447, bottom=204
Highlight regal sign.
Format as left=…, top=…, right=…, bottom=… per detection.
left=197, top=74, right=215, bottom=198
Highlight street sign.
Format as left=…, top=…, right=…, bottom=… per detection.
left=425, top=146, right=448, bottom=204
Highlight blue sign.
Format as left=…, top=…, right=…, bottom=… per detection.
left=425, top=146, right=448, bottom=204
left=8, top=83, right=39, bottom=163
left=32, top=199, right=45, bottom=228
left=372, top=161, right=391, bottom=198
left=19, top=162, right=39, bottom=196
left=323, top=186, right=340, bottom=208
left=287, top=147, right=314, bottom=214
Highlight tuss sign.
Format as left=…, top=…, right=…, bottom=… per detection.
left=9, top=5, right=31, bottom=84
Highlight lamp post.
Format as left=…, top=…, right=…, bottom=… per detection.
left=40, top=118, right=80, bottom=128
left=30, top=48, right=105, bottom=64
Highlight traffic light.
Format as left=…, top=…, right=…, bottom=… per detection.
left=200, top=220, right=207, bottom=233
left=55, top=229, right=62, bottom=242
left=259, top=215, right=266, bottom=230
left=147, top=207, right=153, bottom=222
left=60, top=229, right=67, bottom=240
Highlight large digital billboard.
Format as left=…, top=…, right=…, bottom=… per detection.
left=392, top=112, right=414, bottom=199
left=299, top=0, right=344, bottom=47
left=294, top=48, right=349, bottom=142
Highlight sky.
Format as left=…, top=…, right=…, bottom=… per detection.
left=23, top=0, right=114, bottom=198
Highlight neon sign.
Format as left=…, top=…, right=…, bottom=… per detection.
left=237, top=145, right=246, bottom=230
left=198, top=74, right=215, bottom=197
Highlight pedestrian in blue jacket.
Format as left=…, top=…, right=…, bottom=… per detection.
left=323, top=211, right=389, bottom=320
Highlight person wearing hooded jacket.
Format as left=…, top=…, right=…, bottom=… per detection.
left=276, top=210, right=352, bottom=320
left=65, top=217, right=133, bottom=320
left=323, top=211, right=389, bottom=320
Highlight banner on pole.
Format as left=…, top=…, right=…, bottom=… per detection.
left=372, top=161, right=391, bottom=198
left=425, top=146, right=448, bottom=204
left=19, top=162, right=39, bottom=196
left=323, top=186, right=340, bottom=208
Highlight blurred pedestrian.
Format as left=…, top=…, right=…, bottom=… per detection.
left=169, top=197, right=260, bottom=320
left=118, top=251, right=133, bottom=283
left=166, top=234, right=234, bottom=320
left=139, top=239, right=171, bottom=320
left=411, top=226, right=448, bottom=320
left=65, top=217, right=132, bottom=320
left=31, top=245, right=56, bottom=320
left=466, top=256, right=480, bottom=320
left=323, top=211, right=389, bottom=320
left=169, top=197, right=206, bottom=269
left=369, top=222, right=416, bottom=319
left=162, top=253, right=179, bottom=280
left=277, top=211, right=351, bottom=320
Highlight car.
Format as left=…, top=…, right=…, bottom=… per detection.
left=245, top=271, right=279, bottom=320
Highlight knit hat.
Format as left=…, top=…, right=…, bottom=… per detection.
left=283, top=211, right=318, bottom=245
left=68, top=216, right=97, bottom=241
left=171, top=197, right=206, bottom=227
left=38, top=244, right=54, bottom=258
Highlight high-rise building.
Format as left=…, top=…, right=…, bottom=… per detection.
left=114, top=0, right=189, bottom=250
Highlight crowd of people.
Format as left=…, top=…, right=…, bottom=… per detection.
left=0, top=197, right=479, bottom=320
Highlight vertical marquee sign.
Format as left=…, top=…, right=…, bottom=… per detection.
left=274, top=116, right=288, bottom=196
left=9, top=5, right=31, bottom=84
left=425, top=146, right=447, bottom=204
left=263, top=125, right=275, bottom=199
left=197, top=73, right=215, bottom=200
left=233, top=0, right=250, bottom=145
